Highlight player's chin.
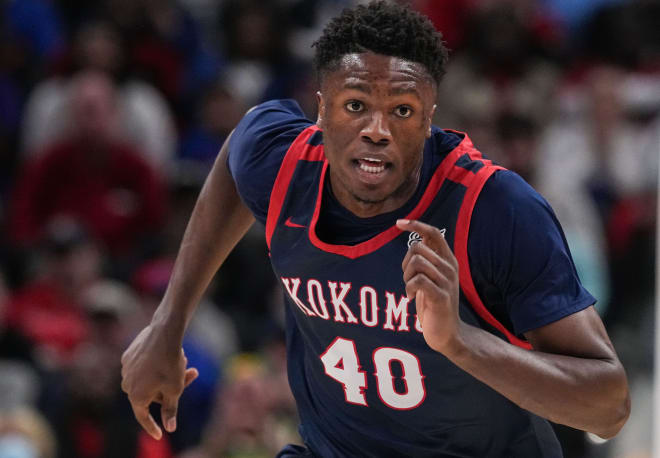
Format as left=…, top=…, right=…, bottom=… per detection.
left=351, top=187, right=391, bottom=205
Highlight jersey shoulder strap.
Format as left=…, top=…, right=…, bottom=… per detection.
left=265, top=125, right=324, bottom=250
left=454, top=160, right=532, bottom=350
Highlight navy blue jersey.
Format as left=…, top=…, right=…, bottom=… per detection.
left=228, top=100, right=595, bottom=457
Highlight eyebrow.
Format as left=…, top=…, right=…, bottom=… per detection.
left=341, top=81, right=421, bottom=97
left=388, top=85, right=420, bottom=97
left=342, top=81, right=371, bottom=94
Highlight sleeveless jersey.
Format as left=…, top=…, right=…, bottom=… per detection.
left=264, top=125, right=563, bottom=457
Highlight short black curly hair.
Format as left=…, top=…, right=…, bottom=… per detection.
left=312, top=1, right=448, bottom=87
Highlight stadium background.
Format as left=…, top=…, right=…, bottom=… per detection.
left=0, top=0, right=657, bottom=456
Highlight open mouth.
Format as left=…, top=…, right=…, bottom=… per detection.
left=354, top=157, right=390, bottom=174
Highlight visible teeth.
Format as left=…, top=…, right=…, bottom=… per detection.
left=359, top=163, right=385, bottom=173
left=362, top=157, right=382, bottom=163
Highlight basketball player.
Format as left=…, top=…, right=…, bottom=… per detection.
left=121, top=2, right=630, bottom=456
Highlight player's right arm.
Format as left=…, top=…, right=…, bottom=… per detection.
left=121, top=99, right=311, bottom=440
left=120, top=134, right=255, bottom=440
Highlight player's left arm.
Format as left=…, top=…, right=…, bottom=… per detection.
left=396, top=218, right=630, bottom=440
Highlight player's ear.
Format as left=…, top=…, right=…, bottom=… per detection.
left=316, top=91, right=325, bottom=127
left=426, top=104, right=436, bottom=138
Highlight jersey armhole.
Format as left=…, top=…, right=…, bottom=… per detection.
left=454, top=166, right=533, bottom=350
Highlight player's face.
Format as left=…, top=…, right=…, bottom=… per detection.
left=317, top=52, right=436, bottom=218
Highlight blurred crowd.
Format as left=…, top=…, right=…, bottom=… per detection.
left=0, top=0, right=658, bottom=457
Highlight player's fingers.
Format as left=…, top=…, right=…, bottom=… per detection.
left=397, top=219, right=456, bottom=267
left=402, top=242, right=454, bottom=282
left=416, top=290, right=426, bottom=328
left=161, top=393, right=181, bottom=433
left=184, top=367, right=199, bottom=389
left=403, top=247, right=447, bottom=287
left=404, top=271, right=432, bottom=299
left=397, top=219, right=444, bottom=245
left=402, top=239, right=441, bottom=270
left=405, top=272, right=450, bottom=307
left=131, top=402, right=162, bottom=440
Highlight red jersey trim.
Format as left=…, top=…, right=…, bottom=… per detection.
left=454, top=165, right=532, bottom=350
left=266, top=124, right=322, bottom=250
left=306, top=133, right=473, bottom=259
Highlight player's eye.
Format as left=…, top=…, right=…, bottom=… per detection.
left=345, top=100, right=364, bottom=113
left=394, top=105, right=413, bottom=118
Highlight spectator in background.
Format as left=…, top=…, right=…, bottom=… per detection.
left=574, top=0, right=658, bottom=68
left=10, top=70, right=168, bottom=256
left=59, top=0, right=222, bottom=125
left=481, top=110, right=540, bottom=185
left=0, top=407, right=56, bottom=458
left=44, top=279, right=173, bottom=458
left=20, top=20, right=178, bottom=175
left=217, top=0, right=307, bottom=107
left=81, top=279, right=143, bottom=351
left=0, top=268, right=42, bottom=422
left=137, top=0, right=222, bottom=111
left=535, top=66, right=659, bottom=319
left=436, top=0, right=562, bottom=148
left=180, top=349, right=298, bottom=458
left=534, top=64, right=659, bottom=456
left=410, top=0, right=474, bottom=52
left=175, top=81, right=247, bottom=182
left=5, top=220, right=100, bottom=369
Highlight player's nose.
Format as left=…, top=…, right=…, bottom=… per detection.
left=361, top=111, right=391, bottom=145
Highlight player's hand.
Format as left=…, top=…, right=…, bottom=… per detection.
left=121, top=323, right=199, bottom=440
left=396, top=219, right=462, bottom=354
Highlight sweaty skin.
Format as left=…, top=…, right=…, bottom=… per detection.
left=121, top=51, right=629, bottom=443
left=317, top=53, right=436, bottom=217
